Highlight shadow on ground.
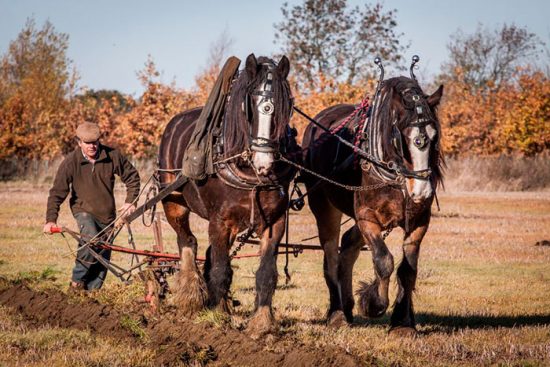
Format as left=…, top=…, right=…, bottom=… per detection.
left=351, top=312, right=550, bottom=332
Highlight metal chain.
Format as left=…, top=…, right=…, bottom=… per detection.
left=382, top=226, right=394, bottom=240
left=230, top=240, right=246, bottom=258
left=278, top=155, right=397, bottom=192
left=231, top=228, right=255, bottom=258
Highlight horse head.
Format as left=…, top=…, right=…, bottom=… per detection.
left=225, top=54, right=293, bottom=176
left=372, top=77, right=444, bottom=203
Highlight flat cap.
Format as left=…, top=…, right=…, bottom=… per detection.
left=76, top=122, right=101, bottom=142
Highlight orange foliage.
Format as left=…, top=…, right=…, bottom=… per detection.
left=105, top=59, right=211, bottom=158
left=439, top=68, right=550, bottom=156
left=0, top=90, right=69, bottom=159
left=496, top=70, right=550, bottom=154
left=1, top=19, right=547, bottom=161
left=1, top=60, right=548, bottom=160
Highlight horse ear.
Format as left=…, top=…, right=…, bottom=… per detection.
left=427, top=85, right=444, bottom=108
left=277, top=55, right=290, bottom=79
left=245, top=53, right=258, bottom=79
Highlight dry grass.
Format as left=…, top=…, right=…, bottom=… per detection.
left=0, top=181, right=549, bottom=366
left=444, top=155, right=550, bottom=192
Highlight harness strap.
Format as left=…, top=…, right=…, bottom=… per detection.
left=293, top=106, right=390, bottom=172
left=126, top=173, right=189, bottom=223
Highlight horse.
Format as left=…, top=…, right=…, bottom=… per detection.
left=158, top=54, right=296, bottom=338
left=302, top=74, right=444, bottom=335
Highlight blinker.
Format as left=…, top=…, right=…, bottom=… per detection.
left=260, top=101, right=274, bottom=115
left=413, top=132, right=428, bottom=149
left=392, top=124, right=404, bottom=157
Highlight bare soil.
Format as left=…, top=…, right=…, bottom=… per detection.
left=0, top=283, right=360, bottom=367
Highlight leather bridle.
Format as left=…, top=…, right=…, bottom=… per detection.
left=390, top=88, right=438, bottom=180
left=215, top=60, right=296, bottom=190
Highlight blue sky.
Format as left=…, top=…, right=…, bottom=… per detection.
left=1, top=0, right=548, bottom=95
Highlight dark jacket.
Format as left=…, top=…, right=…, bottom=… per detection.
left=46, top=145, right=140, bottom=225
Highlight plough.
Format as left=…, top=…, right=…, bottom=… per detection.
left=49, top=174, right=370, bottom=308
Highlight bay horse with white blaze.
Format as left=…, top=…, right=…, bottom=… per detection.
left=302, top=71, right=444, bottom=335
left=158, top=54, right=295, bottom=337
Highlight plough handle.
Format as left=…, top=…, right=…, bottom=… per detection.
left=50, top=226, right=63, bottom=233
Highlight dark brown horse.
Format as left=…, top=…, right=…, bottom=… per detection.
left=302, top=76, right=443, bottom=335
left=158, top=54, right=296, bottom=338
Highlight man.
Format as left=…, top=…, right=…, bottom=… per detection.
left=43, top=122, right=140, bottom=290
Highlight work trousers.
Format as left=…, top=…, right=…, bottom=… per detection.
left=71, top=212, right=112, bottom=290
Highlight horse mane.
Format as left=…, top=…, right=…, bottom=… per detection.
left=376, top=76, right=445, bottom=188
left=224, top=57, right=292, bottom=156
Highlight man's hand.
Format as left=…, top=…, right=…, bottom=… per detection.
left=120, top=203, right=136, bottom=220
left=43, top=222, right=57, bottom=234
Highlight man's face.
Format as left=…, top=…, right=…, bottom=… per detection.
left=78, top=139, right=99, bottom=159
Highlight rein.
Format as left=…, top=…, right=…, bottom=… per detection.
left=292, top=104, right=430, bottom=181
left=292, top=106, right=392, bottom=173
left=291, top=56, right=438, bottom=184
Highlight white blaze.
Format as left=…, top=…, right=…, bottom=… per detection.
left=252, top=100, right=275, bottom=174
left=251, top=69, right=275, bottom=176
left=407, top=124, right=437, bottom=202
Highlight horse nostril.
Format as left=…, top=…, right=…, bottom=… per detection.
left=258, top=167, right=271, bottom=176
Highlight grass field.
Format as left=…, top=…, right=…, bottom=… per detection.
left=0, top=181, right=549, bottom=366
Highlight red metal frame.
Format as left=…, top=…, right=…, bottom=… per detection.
left=49, top=226, right=297, bottom=262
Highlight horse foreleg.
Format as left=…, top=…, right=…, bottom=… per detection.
left=246, top=215, right=285, bottom=339
left=338, top=224, right=365, bottom=322
left=163, top=198, right=207, bottom=317
left=356, top=220, right=394, bottom=318
left=390, top=223, right=429, bottom=336
left=206, top=220, right=233, bottom=312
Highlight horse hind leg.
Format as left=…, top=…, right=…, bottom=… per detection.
left=356, top=220, right=394, bottom=319
left=338, top=224, right=365, bottom=322
left=163, top=198, right=207, bottom=317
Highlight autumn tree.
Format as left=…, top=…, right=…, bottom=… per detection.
left=0, top=18, right=77, bottom=159
left=439, top=68, right=550, bottom=156
left=78, top=89, right=131, bottom=113
left=107, top=56, right=199, bottom=158
left=496, top=70, right=550, bottom=154
left=274, top=0, right=407, bottom=92
left=193, top=30, right=234, bottom=103
left=438, top=23, right=548, bottom=156
left=440, top=23, right=543, bottom=91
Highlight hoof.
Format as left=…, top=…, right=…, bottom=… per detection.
left=213, top=296, right=233, bottom=314
left=246, top=306, right=276, bottom=340
left=388, top=326, right=417, bottom=338
left=357, top=281, right=388, bottom=318
left=327, top=310, right=348, bottom=328
left=343, top=309, right=354, bottom=323
left=171, top=269, right=208, bottom=317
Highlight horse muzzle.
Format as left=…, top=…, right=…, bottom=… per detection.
left=408, top=179, right=433, bottom=204
left=252, top=151, right=275, bottom=176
